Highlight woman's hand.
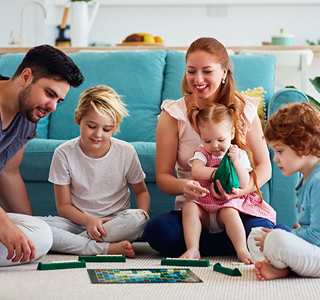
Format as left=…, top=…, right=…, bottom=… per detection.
left=183, top=180, right=209, bottom=201
left=210, top=179, right=241, bottom=200
left=85, top=216, right=113, bottom=242
left=254, top=227, right=272, bottom=252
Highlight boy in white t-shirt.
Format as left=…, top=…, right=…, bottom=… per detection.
left=40, top=85, right=150, bottom=258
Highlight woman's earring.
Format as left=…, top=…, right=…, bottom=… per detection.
left=222, top=78, right=225, bottom=84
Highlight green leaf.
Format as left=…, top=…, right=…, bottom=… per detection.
left=308, top=96, right=320, bottom=111
left=285, top=85, right=296, bottom=89
left=309, top=77, right=320, bottom=94
left=306, top=39, right=316, bottom=45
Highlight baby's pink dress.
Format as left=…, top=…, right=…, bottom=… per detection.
left=161, top=96, right=267, bottom=214
left=181, top=146, right=276, bottom=224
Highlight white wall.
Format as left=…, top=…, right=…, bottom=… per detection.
left=0, top=0, right=319, bottom=98
left=1, top=0, right=320, bottom=48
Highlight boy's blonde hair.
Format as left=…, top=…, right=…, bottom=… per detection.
left=264, top=102, right=320, bottom=157
left=75, top=85, right=129, bottom=134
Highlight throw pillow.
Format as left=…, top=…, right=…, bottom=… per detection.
left=238, top=87, right=266, bottom=129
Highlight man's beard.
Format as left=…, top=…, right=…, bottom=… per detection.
left=18, top=84, right=40, bottom=123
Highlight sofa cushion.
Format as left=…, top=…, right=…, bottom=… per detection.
left=0, top=53, right=49, bottom=139
left=20, top=139, right=66, bottom=181
left=48, top=51, right=166, bottom=143
left=20, top=139, right=156, bottom=183
left=0, top=53, right=23, bottom=77
left=131, top=142, right=156, bottom=182
left=162, top=50, right=186, bottom=101
left=231, top=55, right=275, bottom=105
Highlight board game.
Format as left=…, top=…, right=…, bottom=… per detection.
left=79, top=254, right=126, bottom=262
left=37, top=260, right=86, bottom=270
left=87, top=268, right=202, bottom=284
left=161, top=257, right=210, bottom=267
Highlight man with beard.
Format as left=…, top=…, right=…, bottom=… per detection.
left=0, top=45, right=84, bottom=266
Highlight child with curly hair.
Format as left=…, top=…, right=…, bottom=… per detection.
left=248, top=102, right=320, bottom=280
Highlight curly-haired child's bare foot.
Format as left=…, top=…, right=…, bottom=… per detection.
left=179, top=248, right=201, bottom=260
left=237, top=249, right=253, bottom=265
left=254, top=261, right=289, bottom=281
left=108, top=240, right=135, bottom=258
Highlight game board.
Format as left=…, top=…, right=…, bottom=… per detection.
left=87, top=268, right=202, bottom=284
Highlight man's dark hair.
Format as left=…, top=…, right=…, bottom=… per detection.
left=12, top=44, right=84, bottom=88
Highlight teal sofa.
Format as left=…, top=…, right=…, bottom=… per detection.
left=0, top=50, right=308, bottom=227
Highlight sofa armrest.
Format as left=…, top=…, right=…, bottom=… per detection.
left=267, top=88, right=309, bottom=226
left=268, top=88, right=309, bottom=118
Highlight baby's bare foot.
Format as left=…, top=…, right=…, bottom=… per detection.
left=237, top=249, right=253, bottom=265
left=254, top=260, right=289, bottom=281
left=179, top=248, right=201, bottom=260
left=108, top=240, right=135, bottom=258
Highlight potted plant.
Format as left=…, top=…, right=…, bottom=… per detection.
left=306, top=39, right=320, bottom=45
left=308, top=77, right=320, bottom=110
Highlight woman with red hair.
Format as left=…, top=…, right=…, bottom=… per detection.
left=145, top=37, right=290, bottom=257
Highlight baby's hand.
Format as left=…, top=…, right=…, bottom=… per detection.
left=228, top=145, right=239, bottom=162
left=254, top=228, right=272, bottom=252
left=210, top=179, right=240, bottom=200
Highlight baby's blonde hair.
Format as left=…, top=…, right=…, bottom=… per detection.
left=75, top=85, right=129, bottom=134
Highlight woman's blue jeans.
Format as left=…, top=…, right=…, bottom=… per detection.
left=145, top=210, right=292, bottom=257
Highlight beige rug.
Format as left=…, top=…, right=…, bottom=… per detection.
left=1, top=242, right=319, bottom=300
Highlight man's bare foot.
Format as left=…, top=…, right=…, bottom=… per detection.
left=254, top=261, right=289, bottom=281
left=236, top=248, right=253, bottom=265
left=179, top=248, right=200, bottom=259
left=108, top=240, right=135, bottom=258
